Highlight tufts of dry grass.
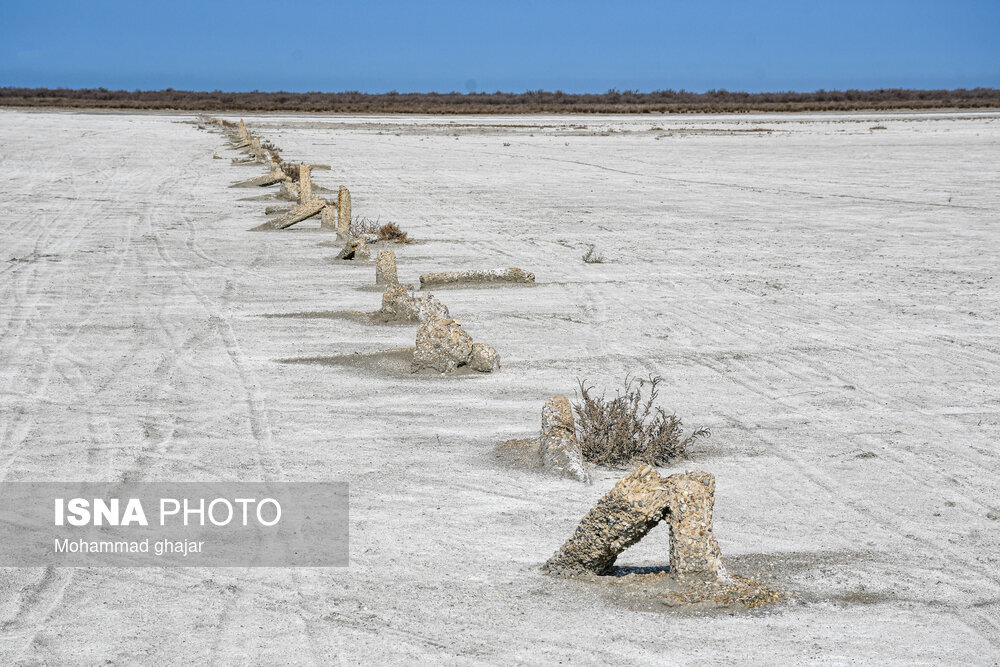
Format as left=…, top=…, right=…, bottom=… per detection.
left=573, top=375, right=709, bottom=467
left=582, top=244, right=606, bottom=264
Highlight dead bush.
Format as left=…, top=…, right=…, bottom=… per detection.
left=350, top=215, right=381, bottom=236
left=350, top=217, right=413, bottom=243
left=573, top=375, right=709, bottom=466
left=376, top=222, right=412, bottom=243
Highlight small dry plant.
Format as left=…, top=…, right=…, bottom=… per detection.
left=350, top=216, right=413, bottom=243
left=582, top=244, right=606, bottom=264
left=573, top=375, right=709, bottom=466
left=350, top=215, right=381, bottom=236
left=376, top=222, right=412, bottom=243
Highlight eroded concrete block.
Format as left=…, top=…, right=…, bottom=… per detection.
left=251, top=198, right=325, bottom=230
left=412, top=294, right=450, bottom=323
left=375, top=250, right=398, bottom=285
left=419, top=268, right=535, bottom=288
left=379, top=284, right=416, bottom=320
left=412, top=314, right=474, bottom=374
left=337, top=236, right=371, bottom=260
left=542, top=466, right=728, bottom=579
left=231, top=169, right=290, bottom=188
left=379, top=285, right=450, bottom=323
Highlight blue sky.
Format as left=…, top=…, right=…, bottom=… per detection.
left=1, top=0, right=997, bottom=93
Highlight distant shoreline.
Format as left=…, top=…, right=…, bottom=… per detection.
left=3, top=87, right=998, bottom=114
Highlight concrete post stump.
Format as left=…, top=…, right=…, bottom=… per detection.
left=337, top=186, right=351, bottom=237
left=539, top=395, right=588, bottom=482
left=375, top=250, right=398, bottom=285
left=298, top=163, right=312, bottom=203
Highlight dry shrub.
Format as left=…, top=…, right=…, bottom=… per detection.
left=350, top=215, right=381, bottom=236
left=350, top=217, right=413, bottom=243
left=573, top=375, right=709, bottom=466
left=377, top=222, right=412, bottom=243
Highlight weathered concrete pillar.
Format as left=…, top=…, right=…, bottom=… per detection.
left=320, top=205, right=337, bottom=231
left=539, top=395, right=588, bottom=482
left=664, top=471, right=728, bottom=578
left=542, top=466, right=728, bottom=579
left=298, top=164, right=312, bottom=204
left=375, top=250, right=398, bottom=285
left=337, top=186, right=351, bottom=237
left=543, top=465, right=669, bottom=575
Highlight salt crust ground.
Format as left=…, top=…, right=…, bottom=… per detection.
left=0, top=108, right=998, bottom=663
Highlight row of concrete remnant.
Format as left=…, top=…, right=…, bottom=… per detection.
left=202, top=116, right=736, bottom=593
left=207, top=116, right=504, bottom=375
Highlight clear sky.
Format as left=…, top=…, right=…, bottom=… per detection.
left=2, top=0, right=998, bottom=93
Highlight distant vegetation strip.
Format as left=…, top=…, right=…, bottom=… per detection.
left=2, top=87, right=998, bottom=113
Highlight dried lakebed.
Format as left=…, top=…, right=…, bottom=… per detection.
left=0, top=109, right=998, bottom=663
